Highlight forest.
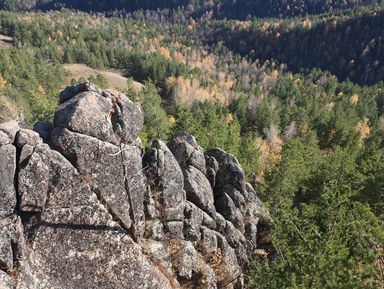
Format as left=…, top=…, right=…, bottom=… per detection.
left=1, top=0, right=384, bottom=18
left=0, top=1, right=383, bottom=288
left=206, top=5, right=384, bottom=85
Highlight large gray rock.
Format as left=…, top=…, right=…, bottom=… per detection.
left=18, top=144, right=50, bottom=212
left=0, top=144, right=17, bottom=217
left=224, top=186, right=246, bottom=215
left=0, top=131, right=10, bottom=147
left=59, top=82, right=103, bottom=104
left=0, top=216, right=27, bottom=289
left=46, top=150, right=98, bottom=211
left=214, top=234, right=243, bottom=289
left=183, top=201, right=204, bottom=242
left=145, top=140, right=185, bottom=192
left=19, top=144, right=34, bottom=164
left=140, top=240, right=181, bottom=288
left=26, top=210, right=173, bottom=289
left=216, top=193, right=244, bottom=233
left=16, top=129, right=42, bottom=148
left=54, top=91, right=117, bottom=144
left=54, top=83, right=143, bottom=145
left=51, top=127, right=145, bottom=240
left=0, top=121, right=20, bottom=145
left=0, top=84, right=270, bottom=289
left=184, top=166, right=216, bottom=218
left=144, top=140, right=186, bottom=237
left=142, top=239, right=217, bottom=289
left=205, top=155, right=219, bottom=187
left=198, top=227, right=218, bottom=255
left=19, top=142, right=173, bottom=289
left=167, top=132, right=206, bottom=174
left=206, top=149, right=246, bottom=192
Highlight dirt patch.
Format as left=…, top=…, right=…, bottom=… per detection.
left=64, top=63, right=144, bottom=92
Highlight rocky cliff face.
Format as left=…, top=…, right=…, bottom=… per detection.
left=0, top=83, right=270, bottom=289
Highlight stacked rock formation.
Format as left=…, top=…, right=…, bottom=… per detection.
left=0, top=83, right=270, bottom=289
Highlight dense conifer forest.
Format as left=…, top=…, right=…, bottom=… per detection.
left=2, top=0, right=384, bottom=18
left=0, top=1, right=383, bottom=288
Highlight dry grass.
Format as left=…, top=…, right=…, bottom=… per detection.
left=64, top=63, right=144, bottom=92
left=0, top=94, right=24, bottom=123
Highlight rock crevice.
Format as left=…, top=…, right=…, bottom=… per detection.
left=0, top=83, right=270, bottom=289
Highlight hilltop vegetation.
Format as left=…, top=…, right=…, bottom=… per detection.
left=1, top=0, right=384, bottom=18
left=206, top=5, right=384, bottom=85
left=0, top=2, right=383, bottom=288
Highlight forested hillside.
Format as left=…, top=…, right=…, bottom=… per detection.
left=0, top=2, right=383, bottom=288
left=206, top=5, right=384, bottom=85
left=1, top=0, right=383, bottom=18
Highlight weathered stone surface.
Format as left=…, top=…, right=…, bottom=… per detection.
left=59, top=82, right=103, bottom=104
left=165, top=221, right=184, bottom=239
left=51, top=127, right=145, bottom=239
left=202, top=212, right=217, bottom=230
left=171, top=240, right=200, bottom=280
left=0, top=270, right=13, bottom=289
left=215, top=212, right=227, bottom=234
left=0, top=131, right=9, bottom=146
left=183, top=202, right=204, bottom=242
left=122, top=144, right=147, bottom=239
left=0, top=120, right=20, bottom=145
left=216, top=193, right=244, bottom=233
left=27, top=212, right=174, bottom=289
left=14, top=260, right=36, bottom=289
left=144, top=140, right=186, bottom=237
left=206, top=149, right=246, bottom=192
left=0, top=226, right=13, bottom=271
left=47, top=150, right=96, bottom=209
left=198, top=227, right=218, bottom=255
left=205, top=155, right=219, bottom=187
left=141, top=240, right=180, bottom=288
left=54, top=83, right=143, bottom=145
left=144, top=219, right=165, bottom=240
left=142, top=239, right=217, bottom=289
left=224, top=186, right=246, bottom=215
left=215, top=234, right=243, bottom=288
left=18, top=144, right=50, bottom=212
left=0, top=216, right=28, bottom=289
left=19, top=144, right=34, bottom=164
left=54, top=91, right=117, bottom=144
left=0, top=144, right=16, bottom=217
left=20, top=145, right=173, bottom=289
left=16, top=129, right=42, bottom=148
left=145, top=140, right=185, bottom=192
left=167, top=132, right=206, bottom=173
left=206, top=155, right=219, bottom=173
left=106, top=89, right=145, bottom=145
left=184, top=166, right=216, bottom=218
left=224, top=221, right=246, bottom=249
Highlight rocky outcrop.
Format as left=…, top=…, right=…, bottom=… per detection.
left=0, top=83, right=270, bottom=289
